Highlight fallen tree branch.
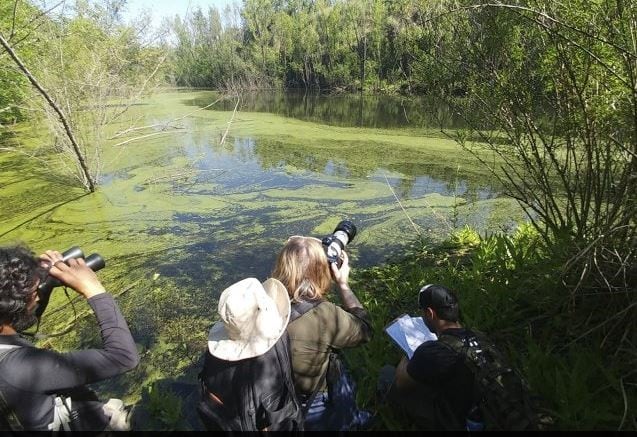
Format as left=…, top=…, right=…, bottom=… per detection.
left=384, top=173, right=425, bottom=237
left=0, top=31, right=95, bottom=191
left=220, top=94, right=240, bottom=146
left=109, top=96, right=225, bottom=140
left=111, top=129, right=184, bottom=148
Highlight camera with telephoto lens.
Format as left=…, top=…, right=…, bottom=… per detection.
left=321, top=220, right=357, bottom=268
left=36, top=246, right=105, bottom=318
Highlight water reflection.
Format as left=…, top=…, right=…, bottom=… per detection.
left=178, top=133, right=496, bottom=200
left=187, top=90, right=465, bottom=129
left=0, top=90, right=527, bottom=423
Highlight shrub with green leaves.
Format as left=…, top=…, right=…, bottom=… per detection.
left=347, top=224, right=635, bottom=431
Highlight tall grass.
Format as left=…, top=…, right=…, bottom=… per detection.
left=346, top=224, right=636, bottom=431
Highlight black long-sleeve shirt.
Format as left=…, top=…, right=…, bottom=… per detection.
left=0, top=293, right=139, bottom=431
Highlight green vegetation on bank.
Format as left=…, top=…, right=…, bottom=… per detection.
left=1, top=0, right=635, bottom=431
left=348, top=224, right=636, bottom=430
left=1, top=90, right=530, bottom=430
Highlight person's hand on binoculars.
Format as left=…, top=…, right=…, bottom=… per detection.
left=40, top=250, right=106, bottom=299
left=330, top=250, right=351, bottom=289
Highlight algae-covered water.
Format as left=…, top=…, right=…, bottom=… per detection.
left=0, top=90, right=524, bottom=428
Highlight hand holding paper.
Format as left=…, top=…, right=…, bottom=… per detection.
left=384, top=314, right=437, bottom=359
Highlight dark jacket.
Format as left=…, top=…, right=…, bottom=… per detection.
left=0, top=294, right=139, bottom=431
left=198, top=333, right=303, bottom=431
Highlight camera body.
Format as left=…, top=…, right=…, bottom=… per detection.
left=322, top=220, right=357, bottom=268
left=36, top=246, right=105, bottom=318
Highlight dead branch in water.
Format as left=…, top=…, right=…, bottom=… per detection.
left=109, top=96, right=226, bottom=140
left=220, top=94, right=240, bottom=146
left=111, top=128, right=185, bottom=148
left=141, top=169, right=226, bottom=185
left=0, top=31, right=95, bottom=191
left=384, top=173, right=424, bottom=237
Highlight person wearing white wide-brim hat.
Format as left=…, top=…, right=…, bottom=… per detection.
left=197, top=277, right=303, bottom=431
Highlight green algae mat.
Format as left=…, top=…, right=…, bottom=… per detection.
left=0, top=90, right=525, bottom=428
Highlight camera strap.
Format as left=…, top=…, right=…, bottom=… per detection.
left=30, top=287, right=79, bottom=340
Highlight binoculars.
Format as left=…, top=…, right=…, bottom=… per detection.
left=36, top=246, right=105, bottom=318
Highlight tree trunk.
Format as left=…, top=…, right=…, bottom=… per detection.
left=0, top=32, right=96, bottom=192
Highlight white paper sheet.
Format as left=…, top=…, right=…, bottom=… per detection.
left=384, top=313, right=437, bottom=359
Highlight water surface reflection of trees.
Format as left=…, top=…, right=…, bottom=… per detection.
left=189, top=91, right=465, bottom=130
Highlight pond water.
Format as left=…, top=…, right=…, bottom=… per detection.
left=191, top=90, right=467, bottom=129
left=0, top=90, right=524, bottom=427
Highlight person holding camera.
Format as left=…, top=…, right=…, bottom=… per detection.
left=271, top=234, right=373, bottom=430
left=0, top=244, right=139, bottom=431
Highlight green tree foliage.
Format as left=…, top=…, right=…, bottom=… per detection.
left=436, top=1, right=636, bottom=290
left=420, top=1, right=636, bottom=403
left=242, top=0, right=282, bottom=81
left=1, top=0, right=167, bottom=190
left=0, top=0, right=46, bottom=123
left=169, top=0, right=430, bottom=92
left=171, top=5, right=256, bottom=89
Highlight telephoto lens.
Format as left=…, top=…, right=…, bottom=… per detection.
left=322, top=220, right=357, bottom=267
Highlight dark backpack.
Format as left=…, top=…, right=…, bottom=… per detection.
left=438, top=331, right=553, bottom=431
left=197, top=333, right=303, bottom=431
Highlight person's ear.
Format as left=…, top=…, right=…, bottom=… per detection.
left=424, top=307, right=435, bottom=320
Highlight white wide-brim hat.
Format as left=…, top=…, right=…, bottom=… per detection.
left=207, top=277, right=290, bottom=361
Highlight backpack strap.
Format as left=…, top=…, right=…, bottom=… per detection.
left=437, top=332, right=511, bottom=399
left=197, top=357, right=247, bottom=430
left=261, top=334, right=303, bottom=430
left=0, top=345, right=24, bottom=431
left=436, top=333, right=484, bottom=416
left=289, top=299, right=323, bottom=323
left=288, top=300, right=327, bottom=417
left=244, top=359, right=258, bottom=430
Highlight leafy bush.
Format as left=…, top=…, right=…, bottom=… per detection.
left=145, top=381, right=184, bottom=429
left=348, top=225, right=635, bottom=431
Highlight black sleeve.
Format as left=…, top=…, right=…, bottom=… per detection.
left=8, top=293, right=139, bottom=393
left=407, top=341, right=457, bottom=385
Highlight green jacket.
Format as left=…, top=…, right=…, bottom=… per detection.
left=287, top=301, right=372, bottom=395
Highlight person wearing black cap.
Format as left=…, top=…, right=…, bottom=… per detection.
left=379, top=284, right=478, bottom=430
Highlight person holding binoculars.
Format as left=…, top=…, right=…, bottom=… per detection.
left=0, top=244, right=139, bottom=431
left=271, top=221, right=373, bottom=430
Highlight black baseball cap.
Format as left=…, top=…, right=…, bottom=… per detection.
left=418, top=284, right=458, bottom=312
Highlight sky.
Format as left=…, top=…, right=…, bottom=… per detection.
left=122, top=0, right=238, bottom=28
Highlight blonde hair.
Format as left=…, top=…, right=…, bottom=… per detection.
left=272, top=236, right=332, bottom=302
